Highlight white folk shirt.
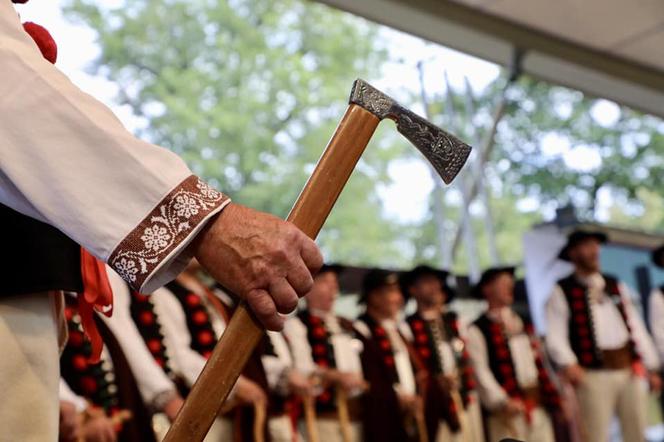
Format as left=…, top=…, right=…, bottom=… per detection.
left=649, top=288, right=664, bottom=363
left=545, top=273, right=660, bottom=370
left=59, top=378, right=88, bottom=413
left=102, top=269, right=178, bottom=406
left=262, top=331, right=295, bottom=395
left=0, top=2, right=230, bottom=293
left=467, top=308, right=539, bottom=411
left=283, top=310, right=364, bottom=378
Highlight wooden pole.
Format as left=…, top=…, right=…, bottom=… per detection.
left=303, top=395, right=320, bottom=442
left=164, top=104, right=380, bottom=442
left=253, top=400, right=266, bottom=442
left=336, top=387, right=353, bottom=442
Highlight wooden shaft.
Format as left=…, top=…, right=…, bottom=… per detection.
left=253, top=400, right=266, bottom=442
left=303, top=395, right=320, bottom=442
left=414, top=402, right=429, bottom=442
left=450, top=387, right=472, bottom=442
left=336, top=387, right=353, bottom=442
left=164, top=104, right=380, bottom=442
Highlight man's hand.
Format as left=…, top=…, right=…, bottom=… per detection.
left=162, top=395, right=185, bottom=422
left=501, top=398, right=524, bottom=416
left=58, top=401, right=81, bottom=442
left=194, top=203, right=323, bottom=330
left=562, top=364, right=585, bottom=386
left=324, top=370, right=367, bottom=393
left=397, top=393, right=422, bottom=416
left=287, top=370, right=316, bottom=398
left=235, top=376, right=267, bottom=406
left=81, top=408, right=116, bottom=442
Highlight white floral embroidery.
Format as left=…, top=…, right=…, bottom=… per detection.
left=141, top=225, right=172, bottom=251
left=115, top=257, right=138, bottom=282
left=173, top=194, right=200, bottom=218
left=110, top=177, right=227, bottom=289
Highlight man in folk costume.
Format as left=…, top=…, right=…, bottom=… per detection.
left=467, top=266, right=561, bottom=442
left=283, top=264, right=367, bottom=442
left=546, top=230, right=661, bottom=442
left=137, top=260, right=268, bottom=441
left=354, top=269, right=427, bottom=442
left=400, top=265, right=484, bottom=442
left=0, top=1, right=322, bottom=439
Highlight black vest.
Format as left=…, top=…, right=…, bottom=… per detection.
left=0, top=204, right=81, bottom=295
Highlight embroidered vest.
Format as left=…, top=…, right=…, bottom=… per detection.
left=406, top=311, right=476, bottom=406
left=473, top=313, right=560, bottom=411
left=60, top=297, right=120, bottom=414
left=558, top=274, right=640, bottom=368
left=358, top=314, right=400, bottom=384
left=0, top=204, right=82, bottom=295
left=166, top=281, right=218, bottom=358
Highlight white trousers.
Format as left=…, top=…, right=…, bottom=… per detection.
left=487, top=406, right=554, bottom=442
left=268, top=415, right=296, bottom=442
left=435, top=395, right=485, bottom=442
left=0, top=292, right=64, bottom=442
left=576, top=368, right=647, bottom=442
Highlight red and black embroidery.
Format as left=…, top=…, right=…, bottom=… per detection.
left=558, top=274, right=640, bottom=368
left=129, top=290, right=174, bottom=374
left=298, top=310, right=337, bottom=411
left=474, top=314, right=560, bottom=412
left=167, top=281, right=217, bottom=358
left=61, top=297, right=120, bottom=415
left=359, top=314, right=399, bottom=384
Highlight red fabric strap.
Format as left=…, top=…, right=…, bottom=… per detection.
left=79, top=248, right=114, bottom=363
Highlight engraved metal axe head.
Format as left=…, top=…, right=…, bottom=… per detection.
left=349, top=79, right=471, bottom=184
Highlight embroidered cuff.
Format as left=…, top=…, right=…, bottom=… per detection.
left=109, top=175, right=230, bottom=292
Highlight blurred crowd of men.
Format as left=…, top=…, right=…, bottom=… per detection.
left=58, top=230, right=664, bottom=442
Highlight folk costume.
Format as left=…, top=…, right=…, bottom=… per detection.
left=467, top=267, right=560, bottom=442
left=283, top=309, right=364, bottom=442
left=1, top=1, right=229, bottom=439
left=354, top=269, right=427, bottom=442
left=400, top=266, right=484, bottom=442
left=546, top=232, right=660, bottom=442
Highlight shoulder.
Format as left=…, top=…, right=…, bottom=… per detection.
left=354, top=319, right=371, bottom=339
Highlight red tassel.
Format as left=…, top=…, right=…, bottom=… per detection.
left=79, top=248, right=114, bottom=363
left=22, top=22, right=57, bottom=64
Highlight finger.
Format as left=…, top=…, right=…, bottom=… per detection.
left=246, top=288, right=284, bottom=331
left=287, top=260, right=315, bottom=298
left=300, top=236, right=323, bottom=274
left=269, top=278, right=299, bottom=314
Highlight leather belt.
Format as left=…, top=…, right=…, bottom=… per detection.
left=600, top=345, right=633, bottom=370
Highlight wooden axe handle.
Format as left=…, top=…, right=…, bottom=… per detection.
left=164, top=104, right=380, bottom=441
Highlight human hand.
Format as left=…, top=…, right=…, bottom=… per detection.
left=501, top=398, right=525, bottom=416
left=58, top=401, right=81, bottom=442
left=326, top=370, right=367, bottom=393
left=162, top=395, right=185, bottom=422
left=81, top=408, right=116, bottom=442
left=398, top=393, right=422, bottom=415
left=649, top=372, right=662, bottom=393
left=194, top=203, right=323, bottom=330
left=235, top=376, right=267, bottom=406
left=287, top=370, right=316, bottom=397
left=562, top=364, right=585, bottom=386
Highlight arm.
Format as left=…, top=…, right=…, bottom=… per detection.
left=466, top=325, right=508, bottom=411
left=544, top=285, right=578, bottom=367
left=620, top=284, right=660, bottom=371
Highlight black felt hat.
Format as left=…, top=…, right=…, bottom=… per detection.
left=399, top=264, right=456, bottom=303
left=557, top=230, right=608, bottom=262
left=316, top=263, right=343, bottom=276
left=359, top=268, right=401, bottom=304
left=472, top=266, right=516, bottom=299
left=652, top=245, right=664, bottom=269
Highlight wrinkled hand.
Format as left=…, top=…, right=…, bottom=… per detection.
left=58, top=401, right=81, bottom=442
left=287, top=370, right=316, bottom=398
left=501, top=398, right=524, bottom=416
left=81, top=408, right=116, bottom=442
left=235, top=376, right=267, bottom=406
left=194, top=203, right=323, bottom=330
left=162, top=395, right=185, bottom=422
left=562, top=364, right=585, bottom=386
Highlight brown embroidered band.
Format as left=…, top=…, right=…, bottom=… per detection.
left=109, top=175, right=228, bottom=290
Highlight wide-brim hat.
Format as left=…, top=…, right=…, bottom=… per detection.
left=472, top=266, right=516, bottom=299
left=359, top=268, right=401, bottom=304
left=653, top=245, right=664, bottom=269
left=557, top=230, right=608, bottom=262
left=316, top=263, right=343, bottom=277
left=399, top=264, right=456, bottom=303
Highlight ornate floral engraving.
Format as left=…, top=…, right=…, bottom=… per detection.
left=109, top=175, right=228, bottom=289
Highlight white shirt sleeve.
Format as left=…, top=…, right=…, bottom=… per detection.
left=649, top=290, right=664, bottom=363
left=466, top=324, right=508, bottom=411
left=59, top=378, right=88, bottom=412
left=545, top=285, right=578, bottom=367
left=620, top=284, right=660, bottom=370
left=261, top=331, right=294, bottom=394
left=0, top=3, right=229, bottom=293
left=150, top=287, right=207, bottom=387
left=282, top=317, right=317, bottom=376
left=101, top=270, right=178, bottom=406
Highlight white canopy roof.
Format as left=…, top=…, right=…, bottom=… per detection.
left=318, top=0, right=664, bottom=118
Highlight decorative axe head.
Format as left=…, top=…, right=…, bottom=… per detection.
left=349, top=79, right=471, bottom=184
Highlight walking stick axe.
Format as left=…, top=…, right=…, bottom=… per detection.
left=164, top=79, right=472, bottom=442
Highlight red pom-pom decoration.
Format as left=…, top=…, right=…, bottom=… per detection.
left=22, top=22, right=58, bottom=64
